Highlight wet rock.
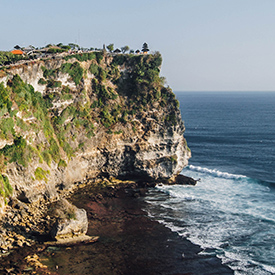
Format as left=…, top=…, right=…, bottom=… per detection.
left=166, top=174, right=199, bottom=185
left=25, top=254, right=48, bottom=269
left=14, top=239, right=24, bottom=247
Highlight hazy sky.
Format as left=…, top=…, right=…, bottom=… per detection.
left=1, top=0, right=275, bottom=91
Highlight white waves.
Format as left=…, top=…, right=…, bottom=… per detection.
left=144, top=165, right=275, bottom=275
left=188, top=165, right=247, bottom=180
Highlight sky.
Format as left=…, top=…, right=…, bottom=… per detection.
left=1, top=0, right=275, bottom=91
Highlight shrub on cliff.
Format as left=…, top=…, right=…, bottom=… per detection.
left=101, top=107, right=115, bottom=128
left=111, top=52, right=162, bottom=95
left=0, top=83, right=12, bottom=115
left=61, top=62, right=84, bottom=85
left=0, top=51, right=29, bottom=66
left=112, top=54, right=127, bottom=66
left=89, top=63, right=99, bottom=76
left=0, top=174, right=13, bottom=199
left=0, top=75, right=65, bottom=172
left=38, top=78, right=47, bottom=85
left=47, top=80, right=62, bottom=89
left=63, top=51, right=103, bottom=64
left=0, top=136, right=27, bottom=167
left=42, top=66, right=57, bottom=79
left=47, top=48, right=65, bottom=54
left=34, top=167, right=49, bottom=182
left=0, top=118, right=15, bottom=139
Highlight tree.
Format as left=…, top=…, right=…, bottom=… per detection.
left=69, top=43, right=80, bottom=50
left=142, top=42, right=149, bottom=53
left=107, top=44, right=114, bottom=53
left=121, top=45, right=130, bottom=53
left=61, top=45, right=71, bottom=50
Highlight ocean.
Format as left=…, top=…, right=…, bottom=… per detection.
left=144, top=92, right=275, bottom=275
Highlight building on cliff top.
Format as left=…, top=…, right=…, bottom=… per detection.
left=11, top=49, right=24, bottom=55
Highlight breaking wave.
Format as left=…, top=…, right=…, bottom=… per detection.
left=187, top=165, right=247, bottom=180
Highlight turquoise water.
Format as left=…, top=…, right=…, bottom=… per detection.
left=145, top=92, right=275, bottom=274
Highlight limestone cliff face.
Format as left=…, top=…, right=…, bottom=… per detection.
left=0, top=51, right=190, bottom=214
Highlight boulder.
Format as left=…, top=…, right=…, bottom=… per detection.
left=50, top=200, right=88, bottom=240
left=166, top=174, right=199, bottom=186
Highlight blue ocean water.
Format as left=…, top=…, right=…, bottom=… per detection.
left=144, top=92, right=275, bottom=274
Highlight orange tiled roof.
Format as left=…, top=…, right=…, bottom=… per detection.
left=11, top=49, right=24, bottom=55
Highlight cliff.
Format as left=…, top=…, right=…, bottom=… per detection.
left=0, top=51, right=190, bottom=217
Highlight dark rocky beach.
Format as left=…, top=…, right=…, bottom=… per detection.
left=0, top=181, right=233, bottom=275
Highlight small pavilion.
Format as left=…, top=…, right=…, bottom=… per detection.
left=11, top=49, right=24, bottom=55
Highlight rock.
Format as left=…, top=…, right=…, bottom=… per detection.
left=166, top=174, right=199, bottom=185
left=14, top=239, right=24, bottom=247
left=17, top=191, right=31, bottom=204
left=25, top=254, right=48, bottom=269
left=50, top=200, right=88, bottom=240
left=0, top=235, right=9, bottom=251
left=45, top=235, right=99, bottom=246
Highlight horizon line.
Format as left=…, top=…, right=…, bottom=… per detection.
left=174, top=90, right=275, bottom=93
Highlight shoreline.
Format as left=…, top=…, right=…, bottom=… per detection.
left=0, top=182, right=234, bottom=274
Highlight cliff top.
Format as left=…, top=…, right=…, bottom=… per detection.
left=0, top=42, right=151, bottom=68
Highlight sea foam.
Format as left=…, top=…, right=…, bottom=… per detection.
left=187, top=165, right=247, bottom=180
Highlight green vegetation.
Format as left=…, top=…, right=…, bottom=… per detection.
left=64, top=52, right=95, bottom=62
left=0, top=83, right=12, bottom=114
left=101, top=107, right=115, bottom=128
left=111, top=52, right=179, bottom=126
left=34, top=167, right=49, bottom=182
left=0, top=136, right=28, bottom=167
left=89, top=63, right=99, bottom=76
left=106, top=44, right=114, bottom=53
left=0, top=51, right=29, bottom=66
left=42, top=150, right=52, bottom=166
left=41, top=66, right=57, bottom=79
left=165, top=113, right=177, bottom=125
left=121, top=45, right=130, bottom=53
left=47, top=79, right=62, bottom=89
left=0, top=174, right=12, bottom=199
left=111, top=54, right=127, bottom=66
left=171, top=155, right=178, bottom=164
left=0, top=118, right=15, bottom=139
left=47, top=48, right=66, bottom=54
left=61, top=62, right=84, bottom=85
left=63, top=51, right=103, bottom=64
left=0, top=48, right=181, bottom=199
left=0, top=75, right=65, bottom=176
left=38, top=78, right=47, bottom=85
left=58, top=159, right=67, bottom=168
left=142, top=42, right=149, bottom=53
